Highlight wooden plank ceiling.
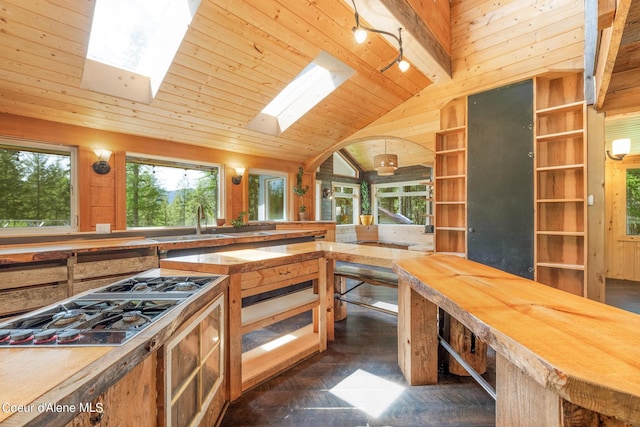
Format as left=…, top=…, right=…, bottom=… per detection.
left=598, top=0, right=640, bottom=153
left=0, top=0, right=437, bottom=170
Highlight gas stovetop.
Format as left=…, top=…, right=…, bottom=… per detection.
left=0, top=275, right=224, bottom=347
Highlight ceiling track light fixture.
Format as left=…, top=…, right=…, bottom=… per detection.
left=351, top=0, right=410, bottom=73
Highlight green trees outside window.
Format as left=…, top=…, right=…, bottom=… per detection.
left=126, top=159, right=219, bottom=228
left=627, top=168, right=640, bottom=235
left=0, top=143, right=72, bottom=228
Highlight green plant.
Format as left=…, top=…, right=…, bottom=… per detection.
left=293, top=166, right=309, bottom=212
left=230, top=211, right=247, bottom=228
left=360, top=180, right=371, bottom=215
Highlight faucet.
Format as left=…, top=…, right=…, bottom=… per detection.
left=196, top=204, right=205, bottom=234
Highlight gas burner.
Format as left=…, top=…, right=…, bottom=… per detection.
left=50, top=308, right=86, bottom=327
left=58, top=329, right=81, bottom=344
left=34, top=330, right=57, bottom=345
left=0, top=274, right=227, bottom=347
left=110, top=310, right=152, bottom=330
left=171, top=281, right=200, bottom=292
left=131, top=282, right=150, bottom=292
left=10, top=329, right=34, bottom=345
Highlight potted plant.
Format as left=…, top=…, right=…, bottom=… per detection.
left=360, top=180, right=373, bottom=225
left=293, top=166, right=309, bottom=221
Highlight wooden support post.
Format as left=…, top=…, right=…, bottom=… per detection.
left=326, top=258, right=336, bottom=340
left=318, top=257, right=327, bottom=350
left=496, top=353, right=561, bottom=427
left=443, top=314, right=487, bottom=376
left=228, top=274, right=242, bottom=401
left=397, top=277, right=438, bottom=385
left=333, top=276, right=348, bottom=322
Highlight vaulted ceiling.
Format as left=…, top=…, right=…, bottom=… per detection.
left=0, top=0, right=638, bottom=170
left=0, top=0, right=441, bottom=170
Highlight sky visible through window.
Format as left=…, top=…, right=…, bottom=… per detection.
left=85, top=0, right=200, bottom=99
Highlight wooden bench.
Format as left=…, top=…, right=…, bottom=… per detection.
left=333, top=262, right=399, bottom=318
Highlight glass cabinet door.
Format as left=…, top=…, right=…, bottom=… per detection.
left=165, top=295, right=224, bottom=427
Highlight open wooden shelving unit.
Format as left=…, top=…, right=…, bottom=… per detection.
left=233, top=257, right=326, bottom=398
left=534, top=72, right=587, bottom=296
left=434, top=98, right=467, bottom=257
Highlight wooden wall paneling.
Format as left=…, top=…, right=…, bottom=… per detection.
left=586, top=107, right=606, bottom=301
left=78, top=146, right=92, bottom=231
left=114, top=151, right=127, bottom=230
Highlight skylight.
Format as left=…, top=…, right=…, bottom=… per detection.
left=81, top=0, right=201, bottom=103
left=248, top=51, right=355, bottom=136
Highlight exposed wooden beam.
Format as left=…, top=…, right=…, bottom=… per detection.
left=599, top=0, right=617, bottom=29
left=379, top=0, right=451, bottom=81
left=595, top=0, right=632, bottom=110
left=346, top=0, right=451, bottom=83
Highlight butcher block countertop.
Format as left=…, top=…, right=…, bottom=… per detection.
left=160, top=241, right=428, bottom=274
left=394, top=254, right=640, bottom=424
left=0, top=228, right=325, bottom=264
left=0, top=268, right=228, bottom=427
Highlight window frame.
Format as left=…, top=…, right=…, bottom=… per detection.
left=332, top=182, right=360, bottom=225
left=125, top=152, right=224, bottom=229
left=248, top=168, right=289, bottom=221
left=373, top=180, right=429, bottom=225
left=611, top=159, right=640, bottom=243
left=0, top=138, right=78, bottom=235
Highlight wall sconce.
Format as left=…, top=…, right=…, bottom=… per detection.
left=322, top=188, right=333, bottom=199
left=351, top=0, right=410, bottom=73
left=232, top=167, right=245, bottom=185
left=92, top=149, right=112, bottom=174
left=607, top=138, right=631, bottom=161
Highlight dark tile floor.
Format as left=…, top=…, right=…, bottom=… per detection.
left=220, top=278, right=640, bottom=427
left=606, top=278, right=640, bottom=314
left=221, top=284, right=496, bottom=427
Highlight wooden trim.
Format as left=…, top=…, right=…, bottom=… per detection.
left=595, top=0, right=632, bottom=109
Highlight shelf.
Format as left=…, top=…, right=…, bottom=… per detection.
left=435, top=174, right=466, bottom=180
left=436, top=126, right=466, bottom=135
left=241, top=288, right=318, bottom=334
left=242, top=324, right=319, bottom=392
left=436, top=226, right=466, bottom=231
left=536, top=129, right=584, bottom=142
left=536, top=230, right=585, bottom=236
left=536, top=163, right=584, bottom=172
left=435, top=148, right=466, bottom=155
left=537, top=199, right=584, bottom=203
left=536, top=262, right=584, bottom=270
left=436, top=200, right=466, bottom=205
left=534, top=72, right=586, bottom=296
left=535, top=101, right=584, bottom=116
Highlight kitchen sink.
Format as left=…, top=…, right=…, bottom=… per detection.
left=150, top=234, right=230, bottom=242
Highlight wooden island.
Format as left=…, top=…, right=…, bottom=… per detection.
left=395, top=254, right=640, bottom=426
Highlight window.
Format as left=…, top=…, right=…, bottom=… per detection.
left=333, top=183, right=360, bottom=225
left=83, top=0, right=201, bottom=103
left=627, top=168, right=640, bottom=235
left=126, top=156, right=220, bottom=228
left=333, top=152, right=358, bottom=178
left=375, top=181, right=428, bottom=225
left=248, top=171, right=287, bottom=221
left=0, top=140, right=76, bottom=232
left=248, top=51, right=354, bottom=135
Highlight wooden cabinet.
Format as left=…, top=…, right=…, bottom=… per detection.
left=162, top=294, right=226, bottom=427
left=233, top=256, right=326, bottom=398
left=534, top=72, right=587, bottom=295
left=434, top=98, right=467, bottom=256
left=162, top=250, right=329, bottom=401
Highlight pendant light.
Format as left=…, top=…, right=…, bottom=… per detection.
left=374, top=140, right=398, bottom=176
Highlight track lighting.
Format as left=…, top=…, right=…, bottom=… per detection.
left=351, top=0, right=410, bottom=73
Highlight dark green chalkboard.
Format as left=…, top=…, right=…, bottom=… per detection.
left=467, top=80, right=534, bottom=279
